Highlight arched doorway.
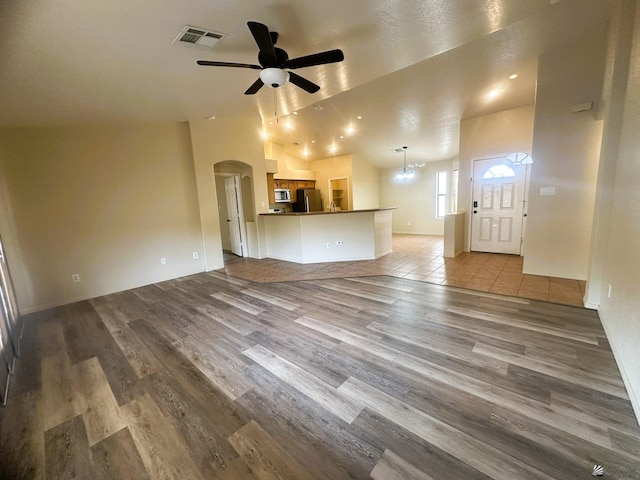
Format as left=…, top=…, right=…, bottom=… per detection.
left=214, top=161, right=256, bottom=259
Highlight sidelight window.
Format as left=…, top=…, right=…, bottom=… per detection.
left=436, top=171, right=447, bottom=218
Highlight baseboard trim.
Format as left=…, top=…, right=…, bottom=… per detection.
left=598, top=309, right=640, bottom=427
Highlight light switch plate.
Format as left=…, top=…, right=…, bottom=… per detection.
left=540, top=186, right=556, bottom=196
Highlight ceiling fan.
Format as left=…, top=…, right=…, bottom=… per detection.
left=197, top=21, right=344, bottom=95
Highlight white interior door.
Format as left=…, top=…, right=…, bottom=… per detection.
left=471, top=158, right=526, bottom=255
left=224, top=176, right=244, bottom=257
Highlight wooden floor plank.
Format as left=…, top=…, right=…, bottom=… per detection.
left=71, top=356, right=127, bottom=446
left=111, top=325, right=163, bottom=379
left=240, top=288, right=301, bottom=311
left=370, top=449, right=435, bottom=480
left=211, top=292, right=265, bottom=315
left=2, top=272, right=638, bottom=480
left=122, top=393, right=207, bottom=480
left=44, top=415, right=96, bottom=480
left=448, top=306, right=601, bottom=345
left=0, top=390, right=45, bottom=480
left=338, top=377, right=548, bottom=480
left=227, top=420, right=316, bottom=480
left=91, top=427, right=151, bottom=480
left=41, top=349, right=86, bottom=432
left=243, top=344, right=364, bottom=423
left=138, top=371, right=241, bottom=477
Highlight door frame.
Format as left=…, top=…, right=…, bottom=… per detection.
left=468, top=154, right=532, bottom=256
left=218, top=173, right=248, bottom=257
left=328, top=176, right=350, bottom=211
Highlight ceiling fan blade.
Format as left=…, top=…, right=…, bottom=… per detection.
left=288, top=72, right=320, bottom=93
left=247, top=21, right=277, bottom=66
left=197, top=60, right=262, bottom=69
left=285, top=49, right=344, bottom=69
left=244, top=78, right=264, bottom=95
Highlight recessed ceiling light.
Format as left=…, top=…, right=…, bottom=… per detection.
left=313, top=105, right=324, bottom=111
left=285, top=121, right=294, bottom=131
left=509, top=74, right=518, bottom=80
left=329, top=144, right=337, bottom=153
left=292, top=111, right=298, bottom=115
left=487, top=88, right=500, bottom=99
left=207, top=115, right=216, bottom=120
left=345, top=125, right=355, bottom=135
left=302, top=148, right=310, bottom=157
left=339, top=135, right=344, bottom=139
left=356, top=115, right=362, bottom=120
left=259, top=130, right=268, bottom=139
left=269, top=121, right=273, bottom=125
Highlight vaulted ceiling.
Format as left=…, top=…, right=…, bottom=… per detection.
left=0, top=0, right=613, bottom=167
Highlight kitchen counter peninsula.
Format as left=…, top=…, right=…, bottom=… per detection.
left=259, top=208, right=395, bottom=263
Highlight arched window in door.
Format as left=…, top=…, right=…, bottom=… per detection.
left=482, top=164, right=516, bottom=179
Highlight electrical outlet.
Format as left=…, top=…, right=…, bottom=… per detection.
left=336, top=240, right=343, bottom=245
left=72, top=274, right=80, bottom=283
left=192, top=251, right=199, bottom=260
left=160, top=257, right=167, bottom=265
left=326, top=242, right=331, bottom=249
left=407, top=221, right=411, bottom=226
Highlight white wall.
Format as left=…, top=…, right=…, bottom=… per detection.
left=585, top=0, right=635, bottom=308
left=189, top=116, right=270, bottom=269
left=524, top=36, right=607, bottom=280
left=592, top=0, right=640, bottom=424
left=379, top=159, right=452, bottom=235
left=0, top=122, right=203, bottom=312
left=351, top=155, right=380, bottom=210
left=458, top=105, right=535, bottom=250
left=263, top=212, right=382, bottom=263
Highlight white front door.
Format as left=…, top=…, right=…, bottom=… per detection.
left=471, top=158, right=526, bottom=255
left=224, top=176, right=244, bottom=257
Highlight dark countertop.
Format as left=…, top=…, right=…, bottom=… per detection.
left=259, top=207, right=397, bottom=216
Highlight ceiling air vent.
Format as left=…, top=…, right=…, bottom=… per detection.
left=172, top=25, right=226, bottom=50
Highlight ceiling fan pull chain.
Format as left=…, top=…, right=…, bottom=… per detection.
left=273, top=89, right=279, bottom=124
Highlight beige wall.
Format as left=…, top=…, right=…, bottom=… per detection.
left=351, top=155, right=380, bottom=210
left=592, top=0, right=640, bottom=423
left=189, top=116, right=269, bottom=268
left=379, top=159, right=452, bottom=235
left=524, top=36, right=606, bottom=280
left=0, top=122, right=203, bottom=312
left=458, top=105, right=535, bottom=250
left=309, top=155, right=353, bottom=211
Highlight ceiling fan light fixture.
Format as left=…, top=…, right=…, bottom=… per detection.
left=259, top=68, right=290, bottom=88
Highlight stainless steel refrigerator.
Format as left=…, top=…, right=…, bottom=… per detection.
left=294, top=189, right=322, bottom=212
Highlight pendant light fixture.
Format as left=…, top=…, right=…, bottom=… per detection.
left=395, top=146, right=415, bottom=179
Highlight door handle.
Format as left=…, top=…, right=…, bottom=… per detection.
left=473, top=210, right=477, bottom=214
left=226, top=219, right=231, bottom=222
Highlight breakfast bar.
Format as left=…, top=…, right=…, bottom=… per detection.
left=259, top=208, right=395, bottom=264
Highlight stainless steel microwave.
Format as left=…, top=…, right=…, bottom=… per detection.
left=274, top=188, right=291, bottom=202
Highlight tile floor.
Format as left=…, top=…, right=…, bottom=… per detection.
left=222, top=234, right=586, bottom=307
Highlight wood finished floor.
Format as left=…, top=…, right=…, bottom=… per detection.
left=222, top=234, right=587, bottom=307
left=1, top=272, right=639, bottom=479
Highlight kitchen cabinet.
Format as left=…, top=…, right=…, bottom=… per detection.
left=268, top=177, right=316, bottom=204
left=267, top=174, right=275, bottom=205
